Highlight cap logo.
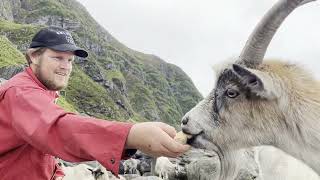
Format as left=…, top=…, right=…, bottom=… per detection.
left=56, top=31, right=75, bottom=44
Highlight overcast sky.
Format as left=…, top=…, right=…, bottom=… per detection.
left=77, top=0, right=320, bottom=96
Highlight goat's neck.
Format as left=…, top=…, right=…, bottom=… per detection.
left=276, top=93, right=320, bottom=174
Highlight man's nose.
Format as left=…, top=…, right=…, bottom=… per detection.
left=59, top=60, right=72, bottom=69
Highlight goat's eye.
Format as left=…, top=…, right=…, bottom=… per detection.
left=226, top=89, right=239, bottom=98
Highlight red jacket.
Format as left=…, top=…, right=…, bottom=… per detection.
left=0, top=67, right=134, bottom=180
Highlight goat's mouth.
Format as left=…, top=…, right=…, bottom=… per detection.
left=185, top=131, right=203, bottom=146
left=181, top=128, right=202, bottom=145
left=184, top=131, right=221, bottom=153
left=183, top=131, right=205, bottom=147
left=181, top=128, right=221, bottom=153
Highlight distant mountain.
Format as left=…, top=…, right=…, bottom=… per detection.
left=0, top=0, right=202, bottom=126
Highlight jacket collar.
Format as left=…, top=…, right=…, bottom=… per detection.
left=26, top=67, right=59, bottom=99
left=26, top=67, right=48, bottom=90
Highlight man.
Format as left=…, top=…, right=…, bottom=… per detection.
left=0, top=26, right=189, bottom=180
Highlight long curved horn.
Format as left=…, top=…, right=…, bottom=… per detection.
left=237, top=0, right=316, bottom=68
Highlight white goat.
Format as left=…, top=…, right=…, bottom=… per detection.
left=123, top=158, right=140, bottom=175
left=62, top=164, right=96, bottom=180
left=255, top=146, right=319, bottom=180
left=155, top=156, right=176, bottom=180
left=61, top=162, right=125, bottom=180
left=181, top=0, right=320, bottom=179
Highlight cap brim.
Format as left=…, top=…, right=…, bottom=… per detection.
left=49, top=44, right=88, bottom=58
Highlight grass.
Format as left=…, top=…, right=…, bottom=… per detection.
left=56, top=95, right=78, bottom=113
left=65, top=66, right=129, bottom=120
left=27, top=0, right=76, bottom=19
left=0, top=36, right=26, bottom=68
left=0, top=20, right=40, bottom=49
left=105, top=69, right=125, bottom=82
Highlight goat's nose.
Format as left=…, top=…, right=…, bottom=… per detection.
left=181, top=116, right=189, bottom=125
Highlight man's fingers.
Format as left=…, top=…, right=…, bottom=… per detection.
left=143, top=144, right=178, bottom=158
left=160, top=133, right=190, bottom=154
left=157, top=122, right=176, bottom=138
left=158, top=144, right=183, bottom=158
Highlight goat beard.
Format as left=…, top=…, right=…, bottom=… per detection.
left=190, top=135, right=237, bottom=180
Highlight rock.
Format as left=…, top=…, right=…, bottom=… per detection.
left=132, top=176, right=162, bottom=180
left=116, top=99, right=126, bottom=110
left=151, top=148, right=260, bottom=180
left=57, top=146, right=320, bottom=180
left=122, top=174, right=141, bottom=180
left=25, top=15, right=81, bottom=31
left=0, top=0, right=14, bottom=21
left=142, top=172, right=153, bottom=177
left=103, top=80, right=114, bottom=90
left=106, top=63, right=114, bottom=70
left=184, top=149, right=220, bottom=180
left=81, top=36, right=105, bottom=56
left=138, top=159, right=152, bottom=175
left=112, top=78, right=126, bottom=94
left=82, top=62, right=105, bottom=82
left=0, top=65, right=25, bottom=80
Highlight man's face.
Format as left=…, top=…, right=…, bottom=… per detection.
left=32, top=49, right=74, bottom=91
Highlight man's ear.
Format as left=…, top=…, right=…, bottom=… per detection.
left=232, top=64, right=278, bottom=99
left=27, top=49, right=40, bottom=65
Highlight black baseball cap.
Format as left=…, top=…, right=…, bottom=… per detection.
left=29, top=26, right=88, bottom=58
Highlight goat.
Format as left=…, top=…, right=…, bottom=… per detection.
left=60, top=160, right=124, bottom=180
left=181, top=0, right=320, bottom=179
left=61, top=164, right=96, bottom=180
left=255, top=146, right=319, bottom=180
left=155, top=156, right=176, bottom=180
left=122, top=158, right=141, bottom=175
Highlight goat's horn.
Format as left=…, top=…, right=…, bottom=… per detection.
left=237, top=0, right=316, bottom=68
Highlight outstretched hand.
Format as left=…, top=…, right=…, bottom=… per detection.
left=125, top=122, right=190, bottom=158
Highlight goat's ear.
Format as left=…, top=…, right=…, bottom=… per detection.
left=232, top=64, right=264, bottom=92
left=232, top=64, right=277, bottom=99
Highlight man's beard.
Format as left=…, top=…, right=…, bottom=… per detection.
left=34, top=66, right=68, bottom=91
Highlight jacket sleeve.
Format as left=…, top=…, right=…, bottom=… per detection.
left=6, top=87, right=134, bottom=175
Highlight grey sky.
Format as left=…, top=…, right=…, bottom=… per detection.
left=77, top=0, right=320, bottom=96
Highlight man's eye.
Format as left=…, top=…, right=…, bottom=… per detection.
left=52, top=57, right=61, bottom=61
left=226, top=89, right=239, bottom=98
